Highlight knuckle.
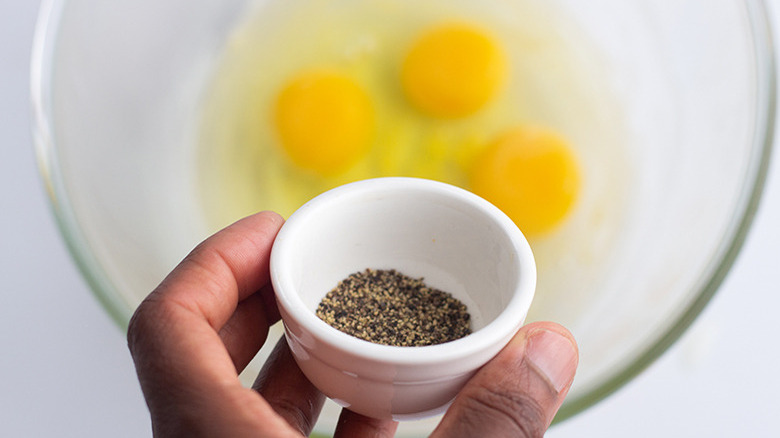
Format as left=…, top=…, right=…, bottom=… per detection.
left=269, top=396, right=315, bottom=435
left=126, top=301, right=151, bottom=353
left=126, top=293, right=173, bottom=355
left=460, top=383, right=547, bottom=438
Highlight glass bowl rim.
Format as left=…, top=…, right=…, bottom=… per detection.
left=29, top=0, right=777, bottom=425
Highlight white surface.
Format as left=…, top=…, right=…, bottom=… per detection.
left=1, top=2, right=779, bottom=437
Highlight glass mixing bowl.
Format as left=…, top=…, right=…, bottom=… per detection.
left=32, top=0, right=775, bottom=434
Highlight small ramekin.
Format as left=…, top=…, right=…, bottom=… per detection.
left=270, top=177, right=536, bottom=420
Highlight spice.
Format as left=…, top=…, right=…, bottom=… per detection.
left=316, top=268, right=471, bottom=346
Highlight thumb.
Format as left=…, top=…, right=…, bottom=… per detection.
left=431, top=322, right=578, bottom=438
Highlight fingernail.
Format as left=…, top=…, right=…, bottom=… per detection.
left=524, top=328, right=578, bottom=393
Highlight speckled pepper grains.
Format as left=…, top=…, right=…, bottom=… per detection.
left=316, top=268, right=471, bottom=346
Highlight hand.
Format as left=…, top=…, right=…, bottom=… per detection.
left=127, top=211, right=578, bottom=437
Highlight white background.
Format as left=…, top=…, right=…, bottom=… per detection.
left=2, top=1, right=779, bottom=436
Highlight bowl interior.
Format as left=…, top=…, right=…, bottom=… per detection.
left=34, top=0, right=774, bottom=434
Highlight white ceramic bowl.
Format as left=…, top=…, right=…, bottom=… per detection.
left=269, top=177, right=536, bottom=420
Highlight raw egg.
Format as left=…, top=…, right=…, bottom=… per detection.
left=274, top=69, right=374, bottom=175
left=196, top=0, right=613, bottom=234
left=401, top=22, right=507, bottom=118
left=471, top=126, right=580, bottom=236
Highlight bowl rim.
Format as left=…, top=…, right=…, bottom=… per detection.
left=30, top=0, right=133, bottom=327
left=30, top=0, right=777, bottom=426
left=552, top=0, right=777, bottom=423
left=269, top=177, right=536, bottom=370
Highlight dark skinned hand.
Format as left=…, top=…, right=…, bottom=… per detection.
left=127, top=211, right=578, bottom=437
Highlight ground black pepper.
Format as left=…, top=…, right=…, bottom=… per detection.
left=316, top=268, right=471, bottom=346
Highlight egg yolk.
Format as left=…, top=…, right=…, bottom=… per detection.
left=274, top=69, right=373, bottom=175
left=470, top=126, right=580, bottom=235
left=401, top=22, right=507, bottom=118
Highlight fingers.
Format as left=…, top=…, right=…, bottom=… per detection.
left=253, top=339, right=399, bottom=437
left=127, top=212, right=296, bottom=435
left=253, top=338, right=326, bottom=436
left=217, top=284, right=275, bottom=373
left=431, top=322, right=578, bottom=438
left=334, top=410, right=398, bottom=438
left=152, top=211, right=284, bottom=331
left=128, top=211, right=284, bottom=382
